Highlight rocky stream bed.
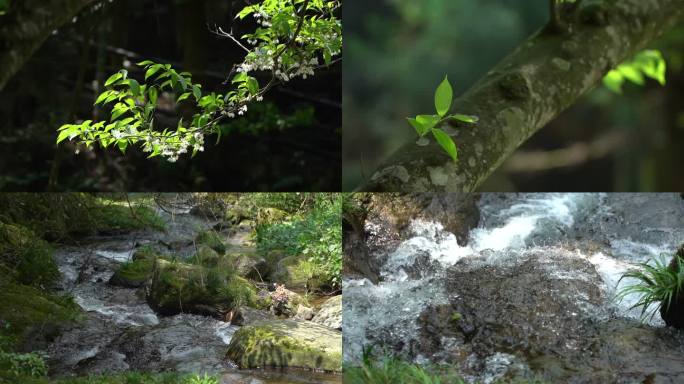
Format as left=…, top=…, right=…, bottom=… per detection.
left=31, top=200, right=341, bottom=384
left=343, top=193, right=684, bottom=383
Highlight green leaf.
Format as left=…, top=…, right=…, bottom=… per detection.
left=128, top=79, right=141, bottom=96
left=177, top=92, right=191, bottom=103
left=145, top=64, right=163, bottom=81
left=104, top=72, right=123, bottom=87
left=94, top=91, right=111, bottom=105
left=246, top=77, right=259, bottom=95
left=117, top=140, right=128, bottom=153
left=137, top=60, right=155, bottom=67
left=434, top=75, right=453, bottom=117
left=111, top=104, right=129, bottom=121
left=148, top=87, right=158, bottom=105
left=451, top=114, right=479, bottom=124
left=432, top=128, right=458, bottom=162
left=617, top=65, right=645, bottom=85
left=603, top=70, right=624, bottom=94
left=192, top=85, right=202, bottom=101
left=407, top=117, right=429, bottom=137
left=232, top=72, right=248, bottom=84
left=416, top=114, right=441, bottom=131
left=56, top=129, right=72, bottom=144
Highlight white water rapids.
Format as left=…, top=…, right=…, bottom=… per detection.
left=343, top=193, right=684, bottom=372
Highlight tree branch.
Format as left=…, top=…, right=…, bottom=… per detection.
left=361, top=0, right=684, bottom=192
left=0, top=0, right=99, bottom=90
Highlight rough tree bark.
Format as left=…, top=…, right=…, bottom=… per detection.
left=361, top=0, right=684, bottom=192
left=0, top=0, right=98, bottom=90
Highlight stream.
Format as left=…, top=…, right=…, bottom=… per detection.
left=44, top=201, right=339, bottom=384
left=343, top=193, right=684, bottom=383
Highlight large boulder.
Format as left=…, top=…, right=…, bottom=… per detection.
left=312, top=295, right=341, bottom=330
left=225, top=319, right=342, bottom=372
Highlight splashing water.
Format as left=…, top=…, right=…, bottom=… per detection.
left=344, top=193, right=684, bottom=368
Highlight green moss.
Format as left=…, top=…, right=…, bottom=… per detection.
left=94, top=204, right=165, bottom=233
left=226, top=320, right=342, bottom=372
left=132, top=245, right=162, bottom=261
left=219, top=276, right=257, bottom=307
left=0, top=278, right=79, bottom=348
left=189, top=245, right=221, bottom=267
left=147, top=259, right=257, bottom=315
left=110, top=258, right=155, bottom=287
left=0, top=223, right=59, bottom=288
left=194, top=230, right=225, bottom=254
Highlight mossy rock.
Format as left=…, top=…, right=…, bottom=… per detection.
left=109, top=258, right=155, bottom=288
left=190, top=245, right=222, bottom=267
left=225, top=250, right=268, bottom=279
left=224, top=206, right=251, bottom=226
left=0, top=223, right=58, bottom=288
left=270, top=256, right=314, bottom=290
left=311, top=295, right=342, bottom=330
left=147, top=259, right=257, bottom=316
left=226, top=319, right=342, bottom=372
left=131, top=245, right=162, bottom=261
left=0, top=278, right=79, bottom=348
left=194, top=230, right=226, bottom=254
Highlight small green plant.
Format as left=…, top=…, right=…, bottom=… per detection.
left=0, top=350, right=48, bottom=378
left=407, top=76, right=478, bottom=162
left=344, top=347, right=464, bottom=384
left=616, top=253, right=684, bottom=321
left=603, top=49, right=667, bottom=94
left=186, top=373, right=218, bottom=384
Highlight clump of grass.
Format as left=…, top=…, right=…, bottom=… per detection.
left=343, top=348, right=463, bottom=384
left=616, top=253, right=684, bottom=321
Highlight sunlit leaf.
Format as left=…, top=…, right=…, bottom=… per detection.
left=434, top=76, right=453, bottom=117
left=432, top=128, right=458, bottom=162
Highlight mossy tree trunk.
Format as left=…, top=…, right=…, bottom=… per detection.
left=0, top=0, right=98, bottom=90
left=362, top=0, right=684, bottom=192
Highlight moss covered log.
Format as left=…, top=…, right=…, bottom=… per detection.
left=362, top=0, right=684, bottom=192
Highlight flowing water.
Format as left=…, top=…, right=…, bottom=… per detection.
left=343, top=193, right=684, bottom=383
left=44, top=201, right=339, bottom=384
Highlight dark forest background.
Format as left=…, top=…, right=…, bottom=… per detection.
left=0, top=0, right=341, bottom=192
left=343, top=0, right=684, bottom=192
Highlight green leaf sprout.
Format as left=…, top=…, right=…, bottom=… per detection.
left=406, top=76, right=478, bottom=162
